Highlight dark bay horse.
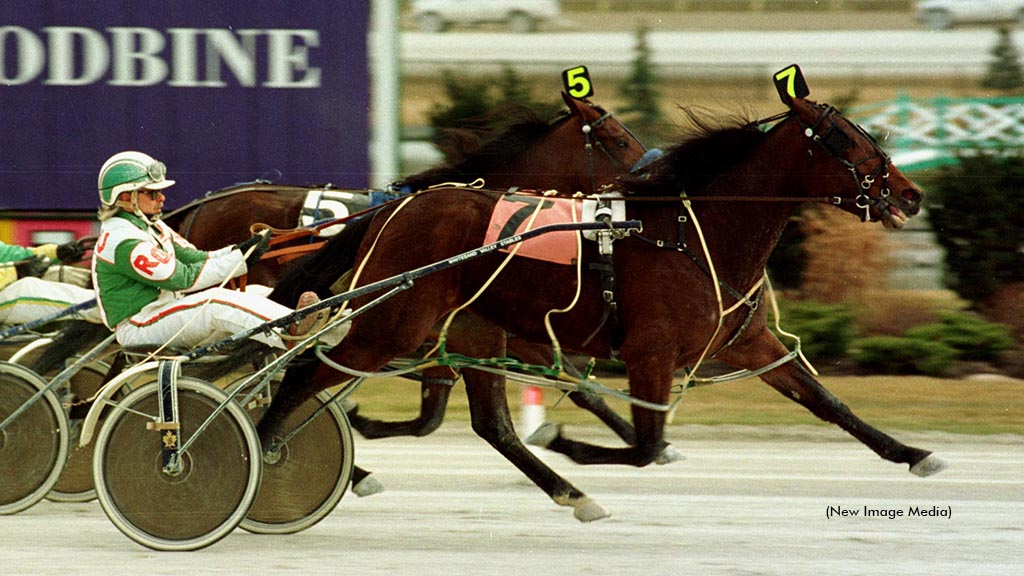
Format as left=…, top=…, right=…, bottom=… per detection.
left=162, top=94, right=649, bottom=441
left=160, top=95, right=651, bottom=492
left=260, top=95, right=943, bottom=521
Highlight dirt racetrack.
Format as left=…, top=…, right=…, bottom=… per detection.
left=4, top=425, right=1020, bottom=575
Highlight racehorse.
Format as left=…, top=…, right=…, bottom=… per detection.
left=158, top=94, right=650, bottom=493
left=259, top=94, right=943, bottom=521
left=163, top=93, right=649, bottom=443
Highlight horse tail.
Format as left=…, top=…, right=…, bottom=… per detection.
left=27, top=320, right=110, bottom=375
left=269, top=214, right=374, bottom=306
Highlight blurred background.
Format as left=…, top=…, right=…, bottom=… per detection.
left=3, top=0, right=1024, bottom=391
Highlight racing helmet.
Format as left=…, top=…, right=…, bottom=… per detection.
left=97, top=151, right=175, bottom=207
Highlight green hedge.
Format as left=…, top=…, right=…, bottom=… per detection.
left=772, top=300, right=856, bottom=360
left=852, top=312, right=1014, bottom=376
left=904, top=312, right=1014, bottom=362
left=852, top=336, right=959, bottom=376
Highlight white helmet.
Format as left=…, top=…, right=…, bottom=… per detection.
left=97, top=151, right=175, bottom=208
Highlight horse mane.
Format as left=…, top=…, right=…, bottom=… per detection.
left=618, top=107, right=768, bottom=196
left=397, top=103, right=561, bottom=190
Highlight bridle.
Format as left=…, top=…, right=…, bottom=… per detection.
left=564, top=106, right=646, bottom=193
left=605, top=104, right=899, bottom=222
left=794, top=103, right=895, bottom=222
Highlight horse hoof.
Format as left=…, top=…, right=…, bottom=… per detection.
left=573, top=497, right=610, bottom=523
left=525, top=422, right=561, bottom=448
left=351, top=474, right=385, bottom=497
left=910, top=454, right=949, bottom=477
left=655, top=444, right=685, bottom=465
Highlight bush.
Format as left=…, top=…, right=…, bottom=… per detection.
left=852, top=336, right=958, bottom=377
left=927, top=153, right=1024, bottom=305
left=903, top=311, right=1014, bottom=362
left=772, top=300, right=856, bottom=360
left=852, top=312, right=1014, bottom=375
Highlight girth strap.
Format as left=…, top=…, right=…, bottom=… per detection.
left=580, top=201, right=626, bottom=357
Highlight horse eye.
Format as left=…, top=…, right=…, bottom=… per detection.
left=823, top=129, right=854, bottom=153
left=617, top=140, right=628, bottom=148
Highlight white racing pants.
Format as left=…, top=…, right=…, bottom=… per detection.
left=0, top=277, right=102, bottom=326
left=115, top=286, right=295, bottom=351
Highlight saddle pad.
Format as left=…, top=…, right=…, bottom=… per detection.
left=483, top=195, right=583, bottom=265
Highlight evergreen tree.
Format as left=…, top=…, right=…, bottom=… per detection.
left=981, top=26, right=1024, bottom=92
left=618, top=23, right=665, bottom=146
left=427, top=70, right=496, bottom=133
left=428, top=67, right=560, bottom=133
left=496, top=64, right=561, bottom=117
left=928, top=153, right=1024, bottom=304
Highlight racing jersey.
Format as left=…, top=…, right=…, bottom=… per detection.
left=91, top=212, right=246, bottom=329
left=0, top=241, right=59, bottom=289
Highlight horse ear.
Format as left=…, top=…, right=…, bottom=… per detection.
left=562, top=91, right=585, bottom=116
left=773, top=64, right=810, bottom=107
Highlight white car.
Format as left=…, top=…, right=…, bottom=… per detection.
left=410, top=0, right=561, bottom=33
left=915, top=0, right=1024, bottom=30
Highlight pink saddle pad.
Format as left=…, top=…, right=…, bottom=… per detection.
left=483, top=195, right=582, bottom=265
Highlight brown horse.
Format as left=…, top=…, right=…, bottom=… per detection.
left=162, top=95, right=650, bottom=490
left=259, top=95, right=943, bottom=521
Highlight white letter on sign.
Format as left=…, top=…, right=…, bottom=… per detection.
left=264, top=29, right=320, bottom=88
left=109, top=27, right=168, bottom=86
left=44, top=27, right=109, bottom=86
left=0, top=26, right=45, bottom=85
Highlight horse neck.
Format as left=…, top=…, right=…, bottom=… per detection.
left=490, top=130, right=592, bottom=195
left=686, top=127, right=810, bottom=290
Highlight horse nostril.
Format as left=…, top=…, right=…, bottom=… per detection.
left=902, top=189, right=922, bottom=204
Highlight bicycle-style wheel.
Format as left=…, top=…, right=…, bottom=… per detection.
left=238, top=384, right=354, bottom=534
left=92, top=377, right=261, bottom=551
left=47, top=362, right=108, bottom=502
left=0, top=362, right=69, bottom=514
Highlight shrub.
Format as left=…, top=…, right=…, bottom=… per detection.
left=903, top=311, right=1014, bottom=362
left=927, top=153, right=1024, bottom=305
left=852, top=336, right=958, bottom=377
left=772, top=300, right=856, bottom=360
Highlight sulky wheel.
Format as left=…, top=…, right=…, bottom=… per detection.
left=238, top=383, right=354, bottom=534
left=0, top=361, right=70, bottom=515
left=47, top=362, right=109, bottom=503
left=92, top=377, right=262, bottom=551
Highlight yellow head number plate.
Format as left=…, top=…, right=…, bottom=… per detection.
left=562, top=65, right=594, bottom=99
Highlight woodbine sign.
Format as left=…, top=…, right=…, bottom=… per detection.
left=0, top=26, right=323, bottom=88
left=0, top=2, right=370, bottom=211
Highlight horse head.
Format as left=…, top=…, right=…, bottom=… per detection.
left=788, top=97, right=924, bottom=229
left=555, top=93, right=648, bottom=191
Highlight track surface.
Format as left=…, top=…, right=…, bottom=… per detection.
left=4, top=426, right=1021, bottom=575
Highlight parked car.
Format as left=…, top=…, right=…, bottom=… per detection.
left=409, top=0, right=561, bottom=33
left=915, top=0, right=1024, bottom=30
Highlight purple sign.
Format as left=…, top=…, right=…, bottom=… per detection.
left=0, top=1, right=370, bottom=211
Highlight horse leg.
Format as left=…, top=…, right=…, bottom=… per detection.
left=345, top=367, right=455, bottom=439
left=716, top=327, right=947, bottom=476
left=507, top=337, right=638, bottom=446
left=528, top=361, right=674, bottom=467
left=453, top=317, right=609, bottom=522
left=507, top=337, right=682, bottom=463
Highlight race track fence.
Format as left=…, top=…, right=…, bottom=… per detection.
left=853, top=95, right=1024, bottom=171
left=563, top=0, right=912, bottom=12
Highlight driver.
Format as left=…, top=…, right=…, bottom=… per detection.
left=91, top=151, right=320, bottom=350
left=0, top=239, right=100, bottom=326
